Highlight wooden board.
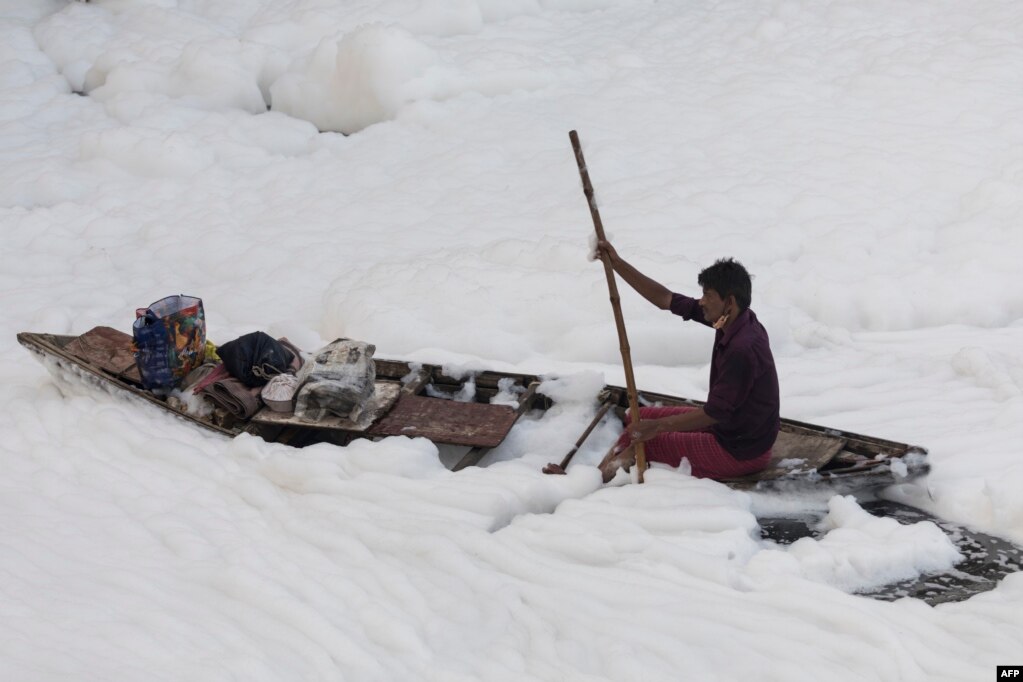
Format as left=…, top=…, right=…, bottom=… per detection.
left=367, top=394, right=520, bottom=448
left=63, top=326, right=142, bottom=384
left=250, top=381, right=402, bottom=432
left=452, top=381, right=540, bottom=470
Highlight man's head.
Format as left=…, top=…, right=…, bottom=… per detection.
left=697, top=258, right=752, bottom=324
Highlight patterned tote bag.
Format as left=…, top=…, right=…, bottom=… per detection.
left=132, top=295, right=206, bottom=391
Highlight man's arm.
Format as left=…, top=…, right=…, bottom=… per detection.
left=628, top=408, right=718, bottom=442
left=597, top=240, right=672, bottom=310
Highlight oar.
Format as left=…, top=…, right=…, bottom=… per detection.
left=543, top=398, right=615, bottom=475
left=568, top=130, right=648, bottom=483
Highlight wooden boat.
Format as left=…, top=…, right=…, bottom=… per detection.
left=17, top=327, right=928, bottom=489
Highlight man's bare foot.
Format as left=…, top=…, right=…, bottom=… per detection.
left=599, top=445, right=636, bottom=483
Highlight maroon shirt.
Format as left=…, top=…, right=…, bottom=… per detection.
left=669, top=293, right=780, bottom=460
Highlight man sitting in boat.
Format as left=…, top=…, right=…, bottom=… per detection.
left=596, top=241, right=780, bottom=482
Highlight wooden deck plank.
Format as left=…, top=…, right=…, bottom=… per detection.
left=367, top=394, right=522, bottom=448
left=452, top=382, right=540, bottom=471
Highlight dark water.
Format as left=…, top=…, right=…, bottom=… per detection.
left=758, top=499, right=1023, bottom=605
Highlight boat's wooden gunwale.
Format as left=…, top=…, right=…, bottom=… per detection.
left=17, top=331, right=242, bottom=438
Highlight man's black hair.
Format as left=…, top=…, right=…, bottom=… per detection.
left=698, top=258, right=752, bottom=311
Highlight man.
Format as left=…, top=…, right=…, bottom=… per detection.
left=597, top=241, right=779, bottom=483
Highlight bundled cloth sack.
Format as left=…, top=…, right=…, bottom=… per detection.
left=133, top=295, right=206, bottom=392
left=294, top=339, right=376, bottom=421
left=218, top=331, right=295, bottom=387
left=190, top=363, right=262, bottom=420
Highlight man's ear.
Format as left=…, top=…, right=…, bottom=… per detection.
left=726, top=295, right=738, bottom=314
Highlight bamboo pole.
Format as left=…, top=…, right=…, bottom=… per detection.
left=542, top=396, right=616, bottom=475
left=568, top=130, right=647, bottom=483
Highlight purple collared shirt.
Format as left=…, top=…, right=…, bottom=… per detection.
left=669, top=293, right=780, bottom=460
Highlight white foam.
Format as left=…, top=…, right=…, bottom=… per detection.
left=270, top=24, right=447, bottom=134
left=5, top=1, right=1023, bottom=679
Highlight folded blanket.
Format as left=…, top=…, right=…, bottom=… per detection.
left=202, top=378, right=263, bottom=420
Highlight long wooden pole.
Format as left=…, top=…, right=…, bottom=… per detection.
left=569, top=130, right=647, bottom=483
left=542, top=396, right=616, bottom=475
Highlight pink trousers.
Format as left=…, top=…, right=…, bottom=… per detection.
left=616, top=406, right=771, bottom=480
